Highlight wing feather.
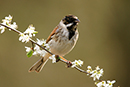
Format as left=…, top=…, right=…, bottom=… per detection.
left=46, top=26, right=59, bottom=43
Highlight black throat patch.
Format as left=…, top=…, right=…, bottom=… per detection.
left=68, top=29, right=76, bottom=40
left=67, top=22, right=77, bottom=40
left=67, top=25, right=77, bottom=40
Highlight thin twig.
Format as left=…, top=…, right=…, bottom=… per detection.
left=74, top=66, right=91, bottom=75
left=30, top=39, right=54, bottom=55
left=0, top=23, right=21, bottom=34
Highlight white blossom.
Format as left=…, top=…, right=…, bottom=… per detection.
left=96, top=81, right=106, bottom=87
left=33, top=38, right=49, bottom=56
left=71, top=59, right=83, bottom=68
left=2, top=15, right=12, bottom=24
left=0, top=25, right=6, bottom=33
left=24, top=25, right=37, bottom=37
left=0, top=15, right=18, bottom=33
left=19, top=33, right=30, bottom=43
left=106, top=80, right=116, bottom=87
left=25, top=46, right=32, bottom=52
left=32, top=49, right=47, bottom=57
left=87, top=66, right=104, bottom=81
left=10, top=22, right=18, bottom=29
left=96, top=66, right=100, bottom=70
left=87, top=66, right=92, bottom=70
left=90, top=69, right=103, bottom=81
left=38, top=50, right=46, bottom=57
left=49, top=55, right=56, bottom=63
left=36, top=38, right=46, bottom=45
left=44, top=43, right=50, bottom=49
left=5, top=15, right=12, bottom=21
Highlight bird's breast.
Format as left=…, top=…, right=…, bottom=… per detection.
left=48, top=28, right=78, bottom=56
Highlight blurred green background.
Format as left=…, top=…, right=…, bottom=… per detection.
left=0, top=0, right=130, bottom=87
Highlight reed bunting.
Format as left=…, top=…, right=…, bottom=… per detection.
left=29, top=15, right=80, bottom=72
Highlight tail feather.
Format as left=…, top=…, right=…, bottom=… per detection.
left=29, top=57, right=48, bottom=73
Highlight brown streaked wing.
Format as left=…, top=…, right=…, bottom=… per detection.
left=46, top=26, right=59, bottom=43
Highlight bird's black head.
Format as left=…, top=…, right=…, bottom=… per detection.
left=62, top=15, right=80, bottom=40
left=62, top=15, right=80, bottom=25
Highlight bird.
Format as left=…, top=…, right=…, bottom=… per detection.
left=29, top=15, right=80, bottom=73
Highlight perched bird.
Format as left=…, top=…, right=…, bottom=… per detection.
left=29, top=15, right=80, bottom=72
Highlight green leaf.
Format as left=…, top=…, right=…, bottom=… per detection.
left=33, top=31, right=38, bottom=34
left=26, top=50, right=33, bottom=57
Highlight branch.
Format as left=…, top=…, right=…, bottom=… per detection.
left=0, top=23, right=90, bottom=75
left=0, top=23, right=21, bottom=34
left=0, top=15, right=116, bottom=87
left=74, top=66, right=91, bottom=74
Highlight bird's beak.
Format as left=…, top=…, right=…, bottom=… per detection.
left=75, top=19, right=80, bottom=23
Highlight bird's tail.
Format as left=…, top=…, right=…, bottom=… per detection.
left=29, top=57, right=48, bottom=73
